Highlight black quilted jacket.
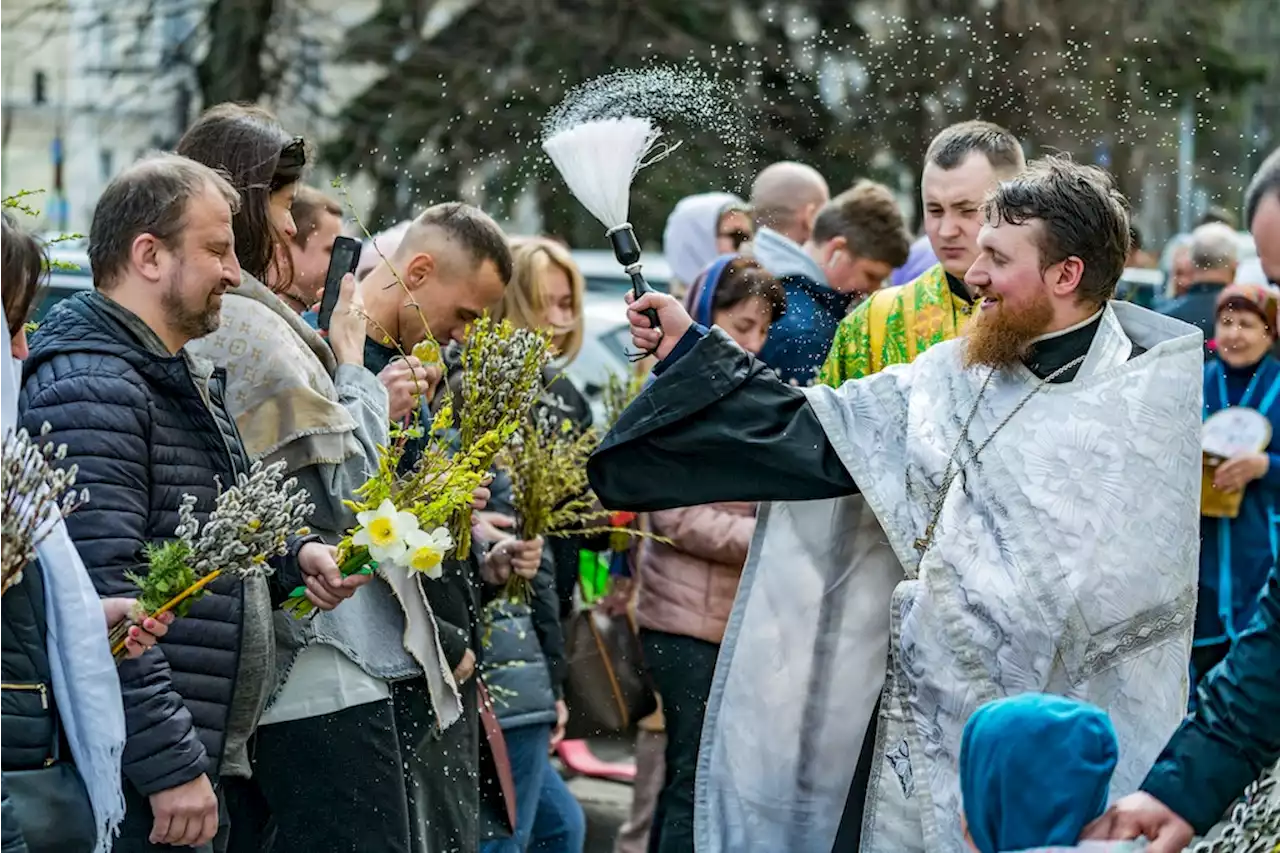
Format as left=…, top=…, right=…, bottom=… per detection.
left=19, top=293, right=304, bottom=795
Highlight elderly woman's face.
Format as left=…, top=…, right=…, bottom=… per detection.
left=1215, top=307, right=1273, bottom=368
left=716, top=210, right=754, bottom=255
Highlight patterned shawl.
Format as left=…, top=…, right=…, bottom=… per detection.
left=187, top=272, right=359, bottom=469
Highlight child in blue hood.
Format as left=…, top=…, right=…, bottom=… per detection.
left=960, top=694, right=1119, bottom=853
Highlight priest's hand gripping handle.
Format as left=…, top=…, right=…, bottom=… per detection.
left=607, top=224, right=663, bottom=359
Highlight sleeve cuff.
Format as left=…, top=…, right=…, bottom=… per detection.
left=1261, top=453, right=1280, bottom=488
left=652, top=324, right=709, bottom=376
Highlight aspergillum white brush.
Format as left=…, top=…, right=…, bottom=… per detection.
left=542, top=116, right=682, bottom=348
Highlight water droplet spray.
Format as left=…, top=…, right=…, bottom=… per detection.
left=542, top=115, right=679, bottom=343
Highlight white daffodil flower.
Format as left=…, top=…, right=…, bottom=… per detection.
left=352, top=499, right=419, bottom=564
left=401, top=526, right=454, bottom=579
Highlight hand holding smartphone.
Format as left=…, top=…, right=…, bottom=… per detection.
left=318, top=236, right=363, bottom=331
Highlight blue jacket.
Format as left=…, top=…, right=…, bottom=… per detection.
left=752, top=227, right=853, bottom=385
left=1197, top=355, right=1280, bottom=647
left=1161, top=281, right=1226, bottom=360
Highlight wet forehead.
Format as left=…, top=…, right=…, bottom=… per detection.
left=977, top=217, right=1038, bottom=254
left=922, top=153, right=999, bottom=207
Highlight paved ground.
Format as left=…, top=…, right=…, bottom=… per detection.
left=571, top=775, right=632, bottom=853
left=561, top=736, right=636, bottom=853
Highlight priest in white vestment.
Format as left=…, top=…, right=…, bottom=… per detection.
left=588, top=157, right=1202, bottom=853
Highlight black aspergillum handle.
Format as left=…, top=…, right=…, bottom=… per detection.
left=607, top=224, right=661, bottom=336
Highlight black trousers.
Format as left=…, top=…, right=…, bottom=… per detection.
left=640, top=629, right=720, bottom=853
left=253, top=698, right=411, bottom=853
left=396, top=677, right=480, bottom=853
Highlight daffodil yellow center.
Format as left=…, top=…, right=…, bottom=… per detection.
left=368, top=517, right=396, bottom=547
left=411, top=546, right=443, bottom=573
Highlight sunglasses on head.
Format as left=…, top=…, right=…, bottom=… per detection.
left=271, top=137, right=307, bottom=190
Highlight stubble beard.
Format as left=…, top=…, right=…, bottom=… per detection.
left=962, top=289, right=1055, bottom=370
left=162, top=263, right=223, bottom=342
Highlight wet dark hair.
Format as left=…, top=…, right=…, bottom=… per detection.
left=712, top=258, right=786, bottom=323
left=926, top=120, right=1025, bottom=176
left=2, top=212, right=47, bottom=335
left=983, top=155, right=1131, bottom=307
left=176, top=103, right=307, bottom=283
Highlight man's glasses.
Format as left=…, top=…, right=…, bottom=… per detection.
left=719, top=229, right=752, bottom=250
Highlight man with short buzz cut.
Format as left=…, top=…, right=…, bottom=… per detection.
left=356, top=200, right=513, bottom=853
left=591, top=156, right=1202, bottom=852
left=820, top=119, right=1026, bottom=385
left=753, top=179, right=912, bottom=384
left=19, top=152, right=361, bottom=852
left=1160, top=220, right=1239, bottom=356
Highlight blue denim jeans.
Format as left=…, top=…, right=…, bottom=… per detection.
left=481, top=723, right=585, bottom=853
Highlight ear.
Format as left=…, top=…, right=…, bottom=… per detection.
left=1050, top=255, right=1085, bottom=299
left=403, top=252, right=436, bottom=291
left=825, top=236, right=848, bottom=267
left=130, top=233, right=165, bottom=284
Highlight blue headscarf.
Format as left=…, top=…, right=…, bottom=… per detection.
left=960, top=694, right=1118, bottom=853
left=683, top=253, right=739, bottom=327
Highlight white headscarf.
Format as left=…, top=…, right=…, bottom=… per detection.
left=2, top=307, right=127, bottom=852
left=662, top=192, right=746, bottom=287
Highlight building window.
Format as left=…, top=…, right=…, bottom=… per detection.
left=33, top=70, right=47, bottom=104
left=99, top=148, right=114, bottom=182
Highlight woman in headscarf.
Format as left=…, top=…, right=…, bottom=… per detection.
left=177, top=104, right=456, bottom=853
left=1194, top=283, right=1280, bottom=688
left=662, top=193, right=753, bottom=299
left=2, top=213, right=169, bottom=853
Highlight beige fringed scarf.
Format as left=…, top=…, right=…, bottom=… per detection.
left=192, top=272, right=359, bottom=467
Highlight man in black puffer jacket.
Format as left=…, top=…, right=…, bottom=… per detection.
left=19, top=153, right=365, bottom=852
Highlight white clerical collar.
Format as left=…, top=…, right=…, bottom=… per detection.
left=1028, top=308, right=1106, bottom=346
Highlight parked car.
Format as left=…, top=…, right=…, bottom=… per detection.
left=32, top=239, right=93, bottom=324
left=571, top=249, right=671, bottom=295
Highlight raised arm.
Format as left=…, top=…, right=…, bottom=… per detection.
left=20, top=367, right=209, bottom=794
left=588, top=293, right=858, bottom=512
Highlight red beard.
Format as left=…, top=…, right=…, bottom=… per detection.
left=963, top=290, right=1055, bottom=369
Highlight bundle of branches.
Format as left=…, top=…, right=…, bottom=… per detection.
left=600, top=369, right=646, bottom=434
left=112, top=460, right=313, bottom=660
left=454, top=315, right=552, bottom=555
left=498, top=400, right=664, bottom=605
left=1, top=424, right=87, bottom=596
left=282, top=402, right=504, bottom=617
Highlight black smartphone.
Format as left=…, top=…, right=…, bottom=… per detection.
left=318, top=236, right=363, bottom=331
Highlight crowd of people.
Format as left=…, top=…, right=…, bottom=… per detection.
left=1, top=97, right=1278, bottom=853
